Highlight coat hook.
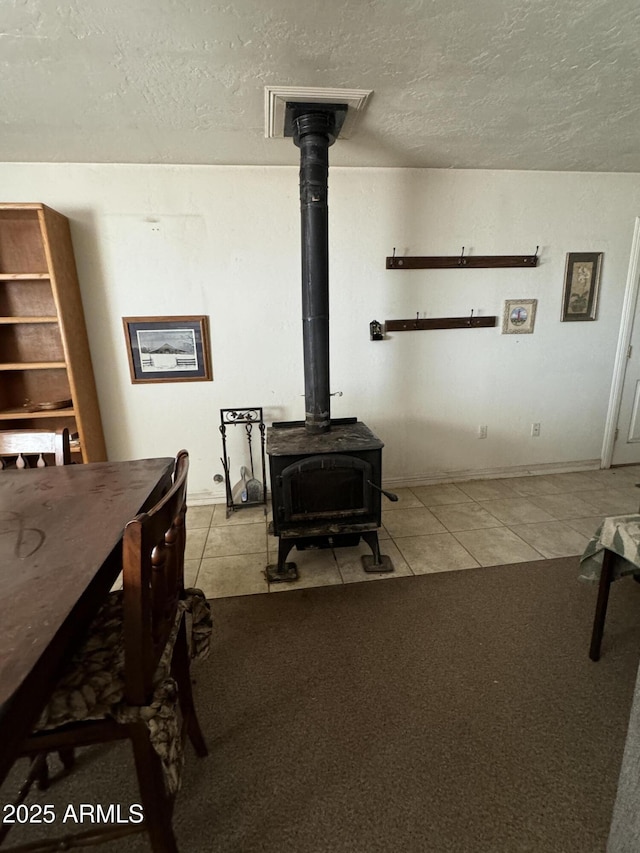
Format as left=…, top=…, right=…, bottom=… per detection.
left=459, top=246, right=466, bottom=266
left=415, top=311, right=419, bottom=329
left=369, top=319, right=384, bottom=341
left=468, top=308, right=474, bottom=326
left=525, top=246, right=540, bottom=265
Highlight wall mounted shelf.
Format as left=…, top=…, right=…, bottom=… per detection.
left=385, top=315, right=497, bottom=332
left=386, top=247, right=539, bottom=270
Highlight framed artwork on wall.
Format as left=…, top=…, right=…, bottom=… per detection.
left=123, top=315, right=213, bottom=383
left=561, top=252, right=602, bottom=321
left=502, top=299, right=537, bottom=334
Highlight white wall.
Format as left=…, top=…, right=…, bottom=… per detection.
left=1, top=164, right=639, bottom=500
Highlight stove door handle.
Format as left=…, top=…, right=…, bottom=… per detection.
left=367, top=480, right=399, bottom=502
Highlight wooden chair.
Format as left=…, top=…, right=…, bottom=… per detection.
left=0, top=428, right=71, bottom=469
left=4, top=450, right=209, bottom=853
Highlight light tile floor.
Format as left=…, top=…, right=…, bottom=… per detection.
left=186, top=466, right=640, bottom=598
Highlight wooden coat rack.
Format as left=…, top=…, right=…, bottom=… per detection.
left=384, top=311, right=497, bottom=333
left=386, top=247, right=539, bottom=269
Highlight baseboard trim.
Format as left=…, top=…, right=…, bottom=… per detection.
left=188, top=490, right=226, bottom=506
left=188, top=459, right=604, bottom=506
left=382, top=459, right=602, bottom=490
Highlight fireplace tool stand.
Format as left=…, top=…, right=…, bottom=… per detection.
left=219, top=408, right=267, bottom=518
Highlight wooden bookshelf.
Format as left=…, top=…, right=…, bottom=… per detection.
left=0, top=204, right=106, bottom=462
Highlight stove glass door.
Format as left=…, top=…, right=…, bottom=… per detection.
left=281, top=454, right=372, bottom=521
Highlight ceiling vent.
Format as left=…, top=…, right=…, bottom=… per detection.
left=264, top=86, right=372, bottom=140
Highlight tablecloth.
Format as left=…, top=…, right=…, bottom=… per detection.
left=579, top=513, right=640, bottom=582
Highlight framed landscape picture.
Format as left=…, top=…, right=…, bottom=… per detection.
left=561, top=252, right=602, bottom=321
left=123, top=316, right=213, bottom=383
left=502, top=299, right=537, bottom=334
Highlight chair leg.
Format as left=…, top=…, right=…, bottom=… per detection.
left=590, top=548, right=615, bottom=662
left=0, top=755, right=50, bottom=845
left=173, top=622, right=208, bottom=757
left=35, top=752, right=50, bottom=790
left=58, top=748, right=75, bottom=771
left=129, top=723, right=179, bottom=853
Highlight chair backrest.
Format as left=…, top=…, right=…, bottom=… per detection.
left=0, top=428, right=71, bottom=468
left=122, top=450, right=189, bottom=704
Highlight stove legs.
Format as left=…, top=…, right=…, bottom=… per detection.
left=265, top=538, right=299, bottom=583
left=361, top=531, right=394, bottom=573
left=266, top=530, right=393, bottom=582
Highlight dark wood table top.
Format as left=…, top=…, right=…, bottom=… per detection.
left=0, top=456, right=174, bottom=785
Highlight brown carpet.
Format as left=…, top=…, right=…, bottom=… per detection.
left=4, top=556, right=640, bottom=852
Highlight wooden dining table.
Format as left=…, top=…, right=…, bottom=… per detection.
left=0, top=456, right=175, bottom=788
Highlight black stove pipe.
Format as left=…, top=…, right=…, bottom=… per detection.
left=293, top=111, right=336, bottom=434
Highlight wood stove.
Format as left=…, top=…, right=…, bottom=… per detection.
left=266, top=103, right=395, bottom=582
left=267, top=418, right=393, bottom=580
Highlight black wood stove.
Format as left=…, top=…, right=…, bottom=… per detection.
left=266, top=104, right=395, bottom=582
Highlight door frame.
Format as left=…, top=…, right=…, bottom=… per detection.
left=602, top=216, right=640, bottom=468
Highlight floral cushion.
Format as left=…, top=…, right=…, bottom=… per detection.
left=34, top=588, right=212, bottom=794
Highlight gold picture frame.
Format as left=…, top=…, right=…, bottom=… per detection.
left=502, top=299, right=537, bottom=334
left=123, top=315, right=213, bottom=383
left=561, top=253, right=602, bottom=321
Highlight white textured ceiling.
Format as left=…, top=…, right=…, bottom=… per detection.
left=3, top=0, right=640, bottom=170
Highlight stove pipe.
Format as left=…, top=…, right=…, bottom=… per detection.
left=293, top=111, right=336, bottom=434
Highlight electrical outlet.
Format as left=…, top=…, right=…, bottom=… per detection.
left=531, top=422, right=541, bottom=437
left=478, top=424, right=488, bottom=439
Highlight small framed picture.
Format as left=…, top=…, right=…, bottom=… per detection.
left=123, top=316, right=213, bottom=383
left=561, top=252, right=602, bottom=321
left=502, top=299, right=537, bottom=334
